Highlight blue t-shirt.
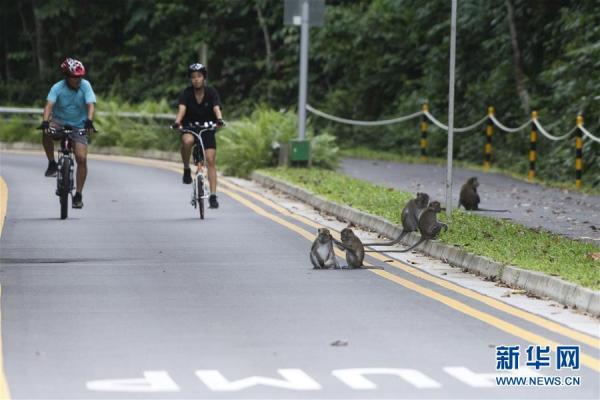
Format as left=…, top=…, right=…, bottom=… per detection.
left=47, top=79, right=96, bottom=128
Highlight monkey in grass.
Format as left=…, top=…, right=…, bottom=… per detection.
left=459, top=177, right=508, bottom=212
left=383, top=201, right=448, bottom=253
left=364, top=192, right=429, bottom=249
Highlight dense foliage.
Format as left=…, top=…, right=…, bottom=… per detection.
left=1, top=0, right=598, bottom=185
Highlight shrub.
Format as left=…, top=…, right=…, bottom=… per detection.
left=217, top=106, right=339, bottom=177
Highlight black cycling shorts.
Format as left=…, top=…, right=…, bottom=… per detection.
left=199, top=129, right=216, bottom=150
left=191, top=130, right=216, bottom=164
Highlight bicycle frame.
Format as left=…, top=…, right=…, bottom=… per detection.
left=178, top=122, right=216, bottom=218
left=46, top=126, right=85, bottom=219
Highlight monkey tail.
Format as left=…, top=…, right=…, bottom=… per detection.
left=364, top=231, right=406, bottom=248
left=475, top=208, right=509, bottom=212
left=380, top=237, right=427, bottom=253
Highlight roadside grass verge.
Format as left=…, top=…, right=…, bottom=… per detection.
left=340, top=147, right=600, bottom=195
left=260, top=167, right=600, bottom=290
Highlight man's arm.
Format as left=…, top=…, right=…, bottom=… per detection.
left=86, top=103, right=95, bottom=121
left=43, top=101, right=54, bottom=122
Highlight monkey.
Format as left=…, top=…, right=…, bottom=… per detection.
left=364, top=192, right=429, bottom=249
left=337, top=227, right=365, bottom=268
left=458, top=177, right=508, bottom=212
left=310, top=228, right=340, bottom=269
left=382, top=201, right=448, bottom=253
left=334, top=228, right=384, bottom=269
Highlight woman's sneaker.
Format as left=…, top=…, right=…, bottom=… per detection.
left=45, top=160, right=58, bottom=177
left=209, top=194, right=219, bottom=209
left=182, top=168, right=192, bottom=184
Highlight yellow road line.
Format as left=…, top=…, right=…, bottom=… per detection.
left=5, top=150, right=598, bottom=372
left=85, top=154, right=600, bottom=351
left=9, top=150, right=597, bottom=349
left=218, top=185, right=600, bottom=373
left=0, top=176, right=12, bottom=399
left=220, top=179, right=600, bottom=350
left=0, top=177, right=7, bottom=236
left=373, top=269, right=600, bottom=373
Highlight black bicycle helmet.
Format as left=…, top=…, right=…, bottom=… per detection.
left=188, top=63, right=207, bottom=78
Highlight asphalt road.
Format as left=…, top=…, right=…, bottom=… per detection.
left=340, top=158, right=600, bottom=245
left=0, top=152, right=598, bottom=399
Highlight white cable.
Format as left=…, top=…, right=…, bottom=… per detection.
left=0, top=106, right=43, bottom=114
left=306, top=104, right=422, bottom=126
left=579, top=125, right=600, bottom=143
left=489, top=114, right=531, bottom=133
left=533, top=119, right=575, bottom=141
left=0, top=106, right=174, bottom=120
left=423, top=111, right=487, bottom=132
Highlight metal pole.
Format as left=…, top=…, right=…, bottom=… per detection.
left=298, top=0, right=310, bottom=140
left=445, top=0, right=457, bottom=218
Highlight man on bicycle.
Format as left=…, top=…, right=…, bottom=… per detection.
left=172, top=63, right=224, bottom=209
left=41, top=57, right=96, bottom=209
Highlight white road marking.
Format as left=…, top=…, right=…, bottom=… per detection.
left=194, top=369, right=322, bottom=391
left=86, top=370, right=180, bottom=392
left=332, top=368, right=441, bottom=389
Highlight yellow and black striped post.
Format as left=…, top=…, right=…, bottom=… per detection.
left=483, top=106, right=494, bottom=172
left=528, top=111, right=538, bottom=181
left=575, top=114, right=583, bottom=189
left=420, top=103, right=429, bottom=160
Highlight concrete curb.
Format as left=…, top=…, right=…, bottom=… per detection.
left=251, top=171, right=600, bottom=317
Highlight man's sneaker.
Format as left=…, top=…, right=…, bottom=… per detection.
left=72, top=192, right=83, bottom=209
left=45, top=160, right=58, bottom=177
left=182, top=168, right=192, bottom=184
left=209, top=194, right=219, bottom=209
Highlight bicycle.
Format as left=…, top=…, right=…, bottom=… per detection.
left=171, top=121, right=217, bottom=219
left=41, top=125, right=86, bottom=219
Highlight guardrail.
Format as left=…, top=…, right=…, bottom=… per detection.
left=307, top=103, right=598, bottom=188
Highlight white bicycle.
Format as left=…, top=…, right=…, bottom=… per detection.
left=171, top=121, right=216, bottom=219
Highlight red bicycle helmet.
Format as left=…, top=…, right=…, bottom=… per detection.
left=60, top=58, right=86, bottom=77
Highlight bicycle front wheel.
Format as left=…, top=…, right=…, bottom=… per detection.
left=197, top=178, right=204, bottom=219
left=59, top=158, right=71, bottom=219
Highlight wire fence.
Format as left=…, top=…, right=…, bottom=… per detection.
left=305, top=103, right=598, bottom=188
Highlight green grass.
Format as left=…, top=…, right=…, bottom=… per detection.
left=340, top=146, right=600, bottom=195
left=260, top=167, right=600, bottom=290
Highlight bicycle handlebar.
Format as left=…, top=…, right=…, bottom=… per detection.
left=170, top=121, right=219, bottom=135
left=38, top=125, right=97, bottom=135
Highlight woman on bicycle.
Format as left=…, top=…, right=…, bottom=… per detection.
left=173, top=63, right=224, bottom=209
left=41, top=57, right=96, bottom=209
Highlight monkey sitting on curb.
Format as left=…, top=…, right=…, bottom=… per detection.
left=459, top=177, right=508, bottom=212
left=310, top=228, right=340, bottom=269
left=335, top=228, right=383, bottom=269
left=382, top=201, right=448, bottom=253
left=364, top=192, right=429, bottom=249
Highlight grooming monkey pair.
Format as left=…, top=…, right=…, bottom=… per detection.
left=311, top=227, right=387, bottom=269
left=310, top=177, right=507, bottom=264
left=364, top=196, right=448, bottom=253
